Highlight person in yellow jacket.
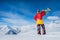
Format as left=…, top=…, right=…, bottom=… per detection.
left=34, top=8, right=51, bottom=35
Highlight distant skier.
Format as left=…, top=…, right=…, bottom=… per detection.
left=34, top=8, right=51, bottom=35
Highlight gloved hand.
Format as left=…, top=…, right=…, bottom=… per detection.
left=45, top=8, right=51, bottom=14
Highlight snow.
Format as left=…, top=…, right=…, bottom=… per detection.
left=0, top=28, right=60, bottom=40
left=0, top=24, right=60, bottom=40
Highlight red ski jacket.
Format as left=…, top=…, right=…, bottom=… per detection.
left=34, top=11, right=46, bottom=21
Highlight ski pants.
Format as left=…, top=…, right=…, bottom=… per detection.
left=37, top=24, right=46, bottom=34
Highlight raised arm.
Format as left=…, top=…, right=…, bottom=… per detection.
left=41, top=10, right=46, bottom=16
left=41, top=8, right=51, bottom=16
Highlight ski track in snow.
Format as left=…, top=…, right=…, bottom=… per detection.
left=0, top=29, right=60, bottom=40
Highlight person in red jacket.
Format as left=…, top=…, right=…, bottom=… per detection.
left=34, top=8, right=51, bottom=35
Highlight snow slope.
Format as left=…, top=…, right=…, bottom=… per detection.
left=0, top=24, right=60, bottom=40
left=0, top=27, right=60, bottom=40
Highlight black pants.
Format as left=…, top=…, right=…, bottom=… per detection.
left=37, top=24, right=46, bottom=34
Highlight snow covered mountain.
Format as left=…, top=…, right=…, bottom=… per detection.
left=0, top=25, right=21, bottom=35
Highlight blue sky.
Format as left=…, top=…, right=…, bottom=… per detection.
left=0, top=0, right=60, bottom=27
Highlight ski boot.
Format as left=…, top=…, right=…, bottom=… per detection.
left=37, top=31, right=41, bottom=35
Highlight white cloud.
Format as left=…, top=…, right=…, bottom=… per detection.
left=46, top=16, right=60, bottom=28
left=0, top=4, right=34, bottom=27
left=55, top=20, right=60, bottom=23
left=0, top=11, right=25, bottom=19
left=0, top=11, right=33, bottom=26
left=45, top=22, right=60, bottom=28
left=45, top=16, right=60, bottom=33
left=20, top=24, right=36, bottom=32
left=8, top=5, right=33, bottom=16
left=47, top=16, right=60, bottom=20
left=2, top=18, right=30, bottom=26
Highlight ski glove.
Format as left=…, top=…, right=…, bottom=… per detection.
left=45, top=8, right=51, bottom=14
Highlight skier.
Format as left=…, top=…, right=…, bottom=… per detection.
left=34, top=8, right=51, bottom=35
